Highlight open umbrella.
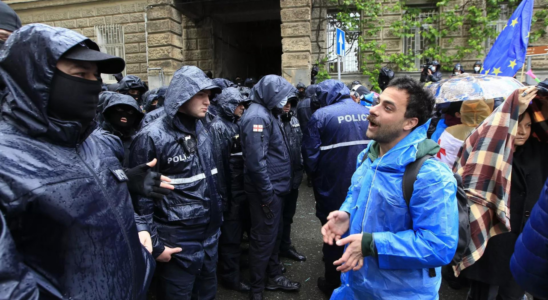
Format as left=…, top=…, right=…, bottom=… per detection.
left=425, top=74, right=524, bottom=104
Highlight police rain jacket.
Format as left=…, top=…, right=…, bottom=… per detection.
left=240, top=75, right=294, bottom=204
left=302, top=80, right=370, bottom=219
left=511, top=178, right=548, bottom=299
left=296, top=85, right=317, bottom=135
left=0, top=24, right=154, bottom=300
left=99, top=91, right=144, bottom=166
left=208, top=87, right=246, bottom=211
left=139, top=106, right=165, bottom=130
left=280, top=109, right=304, bottom=190
left=129, top=66, right=223, bottom=268
left=332, top=121, right=459, bottom=300
left=117, top=75, right=148, bottom=107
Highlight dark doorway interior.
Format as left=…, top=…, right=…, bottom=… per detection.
left=177, top=0, right=282, bottom=81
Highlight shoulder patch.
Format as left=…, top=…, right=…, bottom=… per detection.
left=253, top=124, right=264, bottom=132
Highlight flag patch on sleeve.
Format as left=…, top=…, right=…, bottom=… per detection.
left=253, top=124, right=263, bottom=132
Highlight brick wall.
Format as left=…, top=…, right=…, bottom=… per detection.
left=181, top=15, right=214, bottom=73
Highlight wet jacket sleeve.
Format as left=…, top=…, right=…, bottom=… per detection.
left=0, top=212, right=39, bottom=300
left=134, top=212, right=150, bottom=233
left=241, top=117, right=273, bottom=204
left=302, top=113, right=322, bottom=174
left=373, top=161, right=458, bottom=269
left=128, top=135, right=164, bottom=258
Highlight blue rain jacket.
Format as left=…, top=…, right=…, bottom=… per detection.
left=332, top=120, right=459, bottom=300
left=302, top=80, right=370, bottom=219
left=240, top=75, right=294, bottom=203
left=129, top=66, right=223, bottom=268
left=0, top=24, right=154, bottom=300
left=511, top=178, right=548, bottom=299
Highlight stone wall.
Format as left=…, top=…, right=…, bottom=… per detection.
left=281, top=0, right=312, bottom=84
left=9, top=0, right=150, bottom=82
left=181, top=15, right=214, bottom=75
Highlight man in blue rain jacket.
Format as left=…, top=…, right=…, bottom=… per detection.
left=322, top=77, right=458, bottom=300
left=129, top=66, right=222, bottom=300
left=302, top=79, right=371, bottom=295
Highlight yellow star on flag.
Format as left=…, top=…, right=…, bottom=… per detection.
left=509, top=60, right=517, bottom=69
left=493, top=67, right=502, bottom=76
left=511, top=18, right=519, bottom=27
left=484, top=69, right=490, bottom=75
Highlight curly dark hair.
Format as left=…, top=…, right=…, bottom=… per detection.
left=386, top=76, right=435, bottom=128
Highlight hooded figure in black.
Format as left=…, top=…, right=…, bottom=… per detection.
left=117, top=75, right=148, bottom=109
left=0, top=24, right=154, bottom=300
left=129, top=65, right=222, bottom=300
left=278, top=96, right=306, bottom=262
left=420, top=61, right=442, bottom=83
left=209, top=78, right=237, bottom=117
left=296, top=82, right=307, bottom=100
left=99, top=91, right=144, bottom=166
left=296, top=84, right=317, bottom=135
left=139, top=87, right=167, bottom=129
left=240, top=75, right=301, bottom=299
left=0, top=1, right=21, bottom=97
left=208, top=87, right=251, bottom=292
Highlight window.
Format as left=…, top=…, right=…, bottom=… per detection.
left=486, top=5, right=509, bottom=53
left=402, top=9, right=438, bottom=70
left=94, top=24, right=125, bottom=83
left=326, top=10, right=360, bottom=74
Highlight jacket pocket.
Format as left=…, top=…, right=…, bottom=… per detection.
left=165, top=201, right=208, bottom=225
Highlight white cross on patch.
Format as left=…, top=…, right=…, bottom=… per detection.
left=253, top=124, right=263, bottom=132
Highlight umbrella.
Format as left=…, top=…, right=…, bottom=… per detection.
left=425, top=74, right=524, bottom=104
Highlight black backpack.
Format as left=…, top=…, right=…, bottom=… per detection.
left=403, top=155, right=471, bottom=274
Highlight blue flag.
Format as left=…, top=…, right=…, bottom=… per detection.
left=482, top=0, right=534, bottom=77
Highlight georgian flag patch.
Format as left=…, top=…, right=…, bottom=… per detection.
left=253, top=124, right=263, bottom=132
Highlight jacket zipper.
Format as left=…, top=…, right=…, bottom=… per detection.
left=74, top=147, right=136, bottom=295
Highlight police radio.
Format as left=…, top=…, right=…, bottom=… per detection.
left=178, top=135, right=197, bottom=155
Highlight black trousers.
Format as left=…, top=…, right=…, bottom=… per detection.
left=280, top=188, right=299, bottom=252
left=318, top=215, right=345, bottom=288
left=467, top=279, right=525, bottom=300
left=218, top=199, right=249, bottom=286
left=248, top=193, right=284, bottom=293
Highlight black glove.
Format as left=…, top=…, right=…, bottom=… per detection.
left=125, top=164, right=171, bottom=200
left=262, top=203, right=274, bottom=219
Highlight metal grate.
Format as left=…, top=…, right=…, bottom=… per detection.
left=402, top=10, right=438, bottom=70
left=94, top=24, right=125, bottom=83
left=326, top=11, right=360, bottom=74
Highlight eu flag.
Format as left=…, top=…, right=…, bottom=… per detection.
left=482, top=0, right=534, bottom=77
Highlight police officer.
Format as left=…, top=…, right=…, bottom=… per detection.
left=302, top=79, right=370, bottom=296
left=98, top=91, right=144, bottom=166
left=209, top=87, right=251, bottom=292
left=278, top=96, right=306, bottom=262
left=129, top=66, right=222, bottom=300
left=117, top=75, right=148, bottom=109
left=240, top=75, right=301, bottom=300
left=139, top=87, right=167, bottom=129
left=420, top=61, right=442, bottom=83
left=453, top=63, right=465, bottom=76
left=296, top=82, right=307, bottom=100
left=0, top=24, right=157, bottom=300
left=473, top=61, right=482, bottom=74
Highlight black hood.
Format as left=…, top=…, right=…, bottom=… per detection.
left=296, top=82, right=307, bottom=90
left=164, top=66, right=221, bottom=125
left=216, top=87, right=246, bottom=122
left=0, top=2, right=21, bottom=33
left=99, top=91, right=144, bottom=132
left=143, top=86, right=167, bottom=112
left=117, top=75, right=148, bottom=94
left=250, top=75, right=296, bottom=110
left=212, top=78, right=237, bottom=90
left=0, top=24, right=102, bottom=145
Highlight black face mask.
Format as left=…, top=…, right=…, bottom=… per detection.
left=272, top=107, right=284, bottom=117
left=47, top=68, right=102, bottom=128
left=298, top=91, right=305, bottom=98
left=281, top=110, right=294, bottom=122
left=106, top=105, right=138, bottom=133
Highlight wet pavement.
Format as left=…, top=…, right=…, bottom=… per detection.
left=216, top=175, right=470, bottom=300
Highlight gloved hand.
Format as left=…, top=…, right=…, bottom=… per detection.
left=126, top=158, right=174, bottom=200
left=262, top=203, right=274, bottom=219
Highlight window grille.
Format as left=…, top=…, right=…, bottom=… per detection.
left=326, top=11, right=360, bottom=74
left=402, top=10, right=438, bottom=70
left=94, top=24, right=125, bottom=83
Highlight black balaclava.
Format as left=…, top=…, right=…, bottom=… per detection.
left=105, top=104, right=139, bottom=136
left=47, top=68, right=102, bottom=130
left=0, top=2, right=21, bottom=48
left=281, top=110, right=294, bottom=122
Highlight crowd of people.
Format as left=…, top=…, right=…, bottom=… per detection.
left=1, top=2, right=548, bottom=300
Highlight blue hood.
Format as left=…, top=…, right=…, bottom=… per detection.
left=164, top=66, right=221, bottom=124
left=215, top=87, right=246, bottom=122
left=250, top=75, right=296, bottom=110
left=316, top=79, right=351, bottom=107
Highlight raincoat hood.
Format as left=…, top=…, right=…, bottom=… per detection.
left=143, top=86, right=167, bottom=112
left=459, top=99, right=492, bottom=127
left=249, top=75, right=296, bottom=110
left=216, top=87, right=246, bottom=122
left=117, top=75, right=148, bottom=94
left=296, top=82, right=307, bottom=90
left=164, top=66, right=221, bottom=124
left=0, top=1, right=21, bottom=33
left=212, top=78, right=237, bottom=89
left=0, top=24, right=101, bottom=146
left=100, top=91, right=144, bottom=121
left=305, top=84, right=318, bottom=98
left=316, top=79, right=351, bottom=107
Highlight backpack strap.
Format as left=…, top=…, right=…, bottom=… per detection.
left=401, top=154, right=437, bottom=278
left=402, top=154, right=433, bottom=206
